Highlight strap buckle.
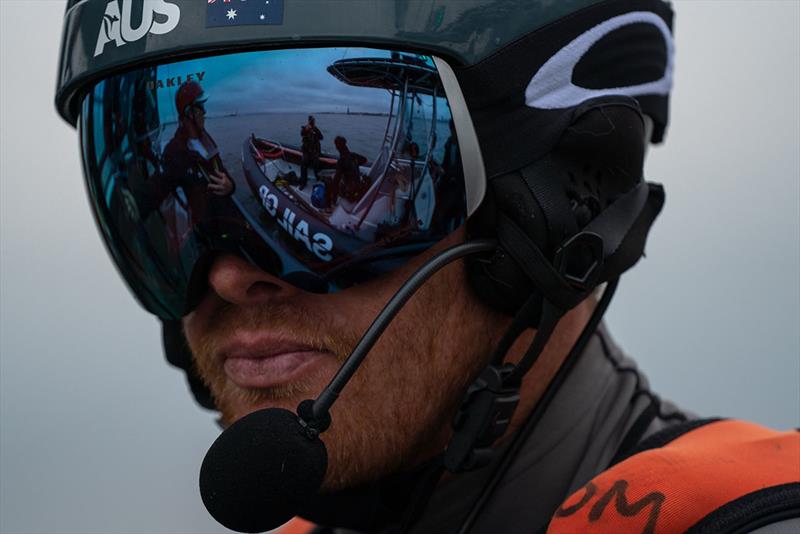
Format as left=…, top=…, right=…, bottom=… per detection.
left=554, top=231, right=604, bottom=291
left=444, top=364, right=520, bottom=472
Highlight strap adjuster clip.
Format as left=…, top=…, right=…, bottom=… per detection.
left=554, top=231, right=604, bottom=291
left=444, top=364, right=520, bottom=472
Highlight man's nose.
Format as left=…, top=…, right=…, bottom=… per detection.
left=207, top=253, right=302, bottom=305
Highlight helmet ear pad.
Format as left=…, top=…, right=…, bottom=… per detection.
left=466, top=170, right=550, bottom=318
left=466, top=100, right=648, bottom=320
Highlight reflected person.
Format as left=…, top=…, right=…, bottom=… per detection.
left=329, top=135, right=367, bottom=206
left=432, top=119, right=464, bottom=233
left=156, top=81, right=238, bottom=241
left=300, top=115, right=324, bottom=189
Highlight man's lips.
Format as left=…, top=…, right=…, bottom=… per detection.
left=219, top=337, right=331, bottom=389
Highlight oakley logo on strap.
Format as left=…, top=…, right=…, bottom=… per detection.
left=94, top=0, right=181, bottom=57
left=525, top=11, right=674, bottom=109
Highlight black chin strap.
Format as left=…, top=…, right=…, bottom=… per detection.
left=443, top=293, right=566, bottom=474
left=454, top=279, right=619, bottom=534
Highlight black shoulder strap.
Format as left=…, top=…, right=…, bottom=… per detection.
left=686, top=482, right=800, bottom=534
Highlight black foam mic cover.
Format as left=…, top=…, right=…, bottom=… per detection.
left=199, top=408, right=327, bottom=533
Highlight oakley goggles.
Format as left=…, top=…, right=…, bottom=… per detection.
left=79, top=47, right=486, bottom=320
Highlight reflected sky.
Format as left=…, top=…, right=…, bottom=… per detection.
left=154, top=48, right=436, bottom=120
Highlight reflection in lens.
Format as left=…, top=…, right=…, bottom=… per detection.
left=80, top=48, right=468, bottom=318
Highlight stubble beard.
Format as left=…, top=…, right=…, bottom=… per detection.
left=188, top=269, right=502, bottom=491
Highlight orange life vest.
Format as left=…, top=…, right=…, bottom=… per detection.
left=548, top=419, right=800, bottom=534
left=280, top=420, right=799, bottom=534
left=279, top=516, right=316, bottom=534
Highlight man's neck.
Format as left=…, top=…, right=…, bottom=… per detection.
left=502, top=296, right=598, bottom=443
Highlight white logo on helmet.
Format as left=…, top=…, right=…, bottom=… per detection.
left=94, top=0, right=180, bottom=57
left=525, top=11, right=674, bottom=109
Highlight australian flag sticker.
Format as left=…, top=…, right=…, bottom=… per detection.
left=207, top=0, right=285, bottom=27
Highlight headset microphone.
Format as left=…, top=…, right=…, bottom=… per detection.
left=199, top=239, right=498, bottom=533
left=199, top=406, right=327, bottom=533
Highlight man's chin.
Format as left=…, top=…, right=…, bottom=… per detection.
left=214, top=389, right=305, bottom=427
left=214, top=373, right=330, bottom=426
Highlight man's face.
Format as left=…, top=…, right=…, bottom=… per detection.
left=183, top=229, right=508, bottom=490
left=182, top=103, right=206, bottom=135
left=193, top=105, right=206, bottom=131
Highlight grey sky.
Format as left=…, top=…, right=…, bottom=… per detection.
left=1, top=2, right=798, bottom=534
left=152, top=48, right=409, bottom=118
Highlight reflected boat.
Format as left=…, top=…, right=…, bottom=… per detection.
left=235, top=53, right=445, bottom=282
